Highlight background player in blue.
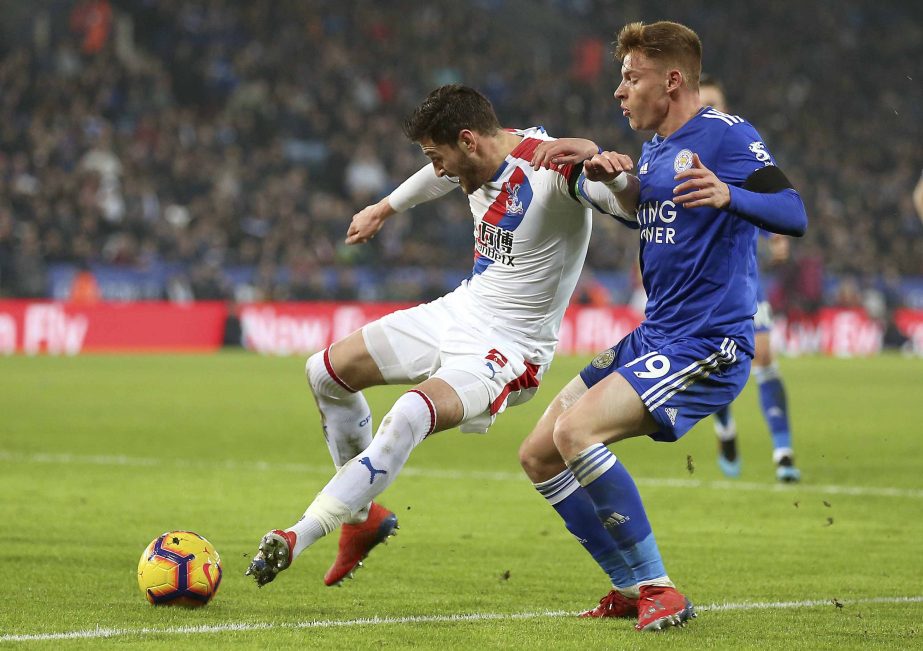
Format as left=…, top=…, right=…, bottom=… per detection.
left=521, top=21, right=807, bottom=631
left=697, top=76, right=801, bottom=482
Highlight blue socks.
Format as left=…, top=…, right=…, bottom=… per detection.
left=534, top=470, right=636, bottom=589
left=567, top=444, right=667, bottom=583
left=754, top=365, right=792, bottom=452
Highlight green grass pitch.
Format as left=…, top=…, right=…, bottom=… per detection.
left=1, top=353, right=922, bottom=649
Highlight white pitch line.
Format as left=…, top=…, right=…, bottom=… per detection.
left=2, top=450, right=923, bottom=500
left=2, top=596, right=922, bottom=642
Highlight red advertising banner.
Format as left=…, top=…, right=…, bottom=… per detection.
left=239, top=302, right=413, bottom=356
left=771, top=308, right=884, bottom=357
left=2, top=300, right=920, bottom=357
left=0, top=301, right=227, bottom=354
left=237, top=302, right=643, bottom=356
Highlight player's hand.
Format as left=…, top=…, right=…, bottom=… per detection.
left=530, top=138, right=599, bottom=170
left=672, top=153, right=731, bottom=209
left=768, top=233, right=790, bottom=264
left=345, top=197, right=396, bottom=245
left=583, top=151, right=634, bottom=183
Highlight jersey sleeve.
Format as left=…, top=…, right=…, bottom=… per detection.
left=572, top=172, right=639, bottom=228
left=713, top=121, right=778, bottom=187
left=716, top=120, right=807, bottom=237
left=388, top=163, right=459, bottom=212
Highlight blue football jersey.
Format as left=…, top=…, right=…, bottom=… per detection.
left=634, top=106, right=780, bottom=355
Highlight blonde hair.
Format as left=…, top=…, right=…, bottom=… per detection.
left=615, top=21, right=702, bottom=90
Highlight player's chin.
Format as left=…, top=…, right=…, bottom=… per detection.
left=627, top=113, right=653, bottom=131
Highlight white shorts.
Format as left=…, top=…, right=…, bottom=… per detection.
left=754, top=300, right=773, bottom=333
left=362, top=287, right=546, bottom=433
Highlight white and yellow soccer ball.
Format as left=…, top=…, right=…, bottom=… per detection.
left=137, top=531, right=222, bottom=606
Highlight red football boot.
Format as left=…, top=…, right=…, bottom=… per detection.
left=245, top=529, right=297, bottom=587
left=635, top=585, right=696, bottom=631
left=324, top=502, right=398, bottom=586
left=579, top=589, right=639, bottom=618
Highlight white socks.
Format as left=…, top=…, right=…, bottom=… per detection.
left=288, top=390, right=435, bottom=559
left=714, top=413, right=737, bottom=441
left=306, top=350, right=374, bottom=522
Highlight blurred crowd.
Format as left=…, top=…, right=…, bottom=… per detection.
left=0, top=0, right=921, bottom=316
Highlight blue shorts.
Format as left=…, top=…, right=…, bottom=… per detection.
left=579, top=329, right=752, bottom=442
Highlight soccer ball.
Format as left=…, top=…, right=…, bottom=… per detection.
left=137, top=531, right=222, bottom=606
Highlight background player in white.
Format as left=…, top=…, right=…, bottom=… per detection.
left=914, top=169, right=923, bottom=224
left=246, top=84, right=632, bottom=588
left=699, top=75, right=801, bottom=481
left=520, top=21, right=807, bottom=631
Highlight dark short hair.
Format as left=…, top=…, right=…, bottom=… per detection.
left=402, top=84, right=501, bottom=144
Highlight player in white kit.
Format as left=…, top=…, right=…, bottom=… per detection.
left=246, top=84, right=633, bottom=588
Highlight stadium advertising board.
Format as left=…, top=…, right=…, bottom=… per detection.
left=238, top=302, right=413, bottom=356
left=1, top=301, right=920, bottom=356
left=0, top=301, right=226, bottom=354
left=771, top=308, right=884, bottom=357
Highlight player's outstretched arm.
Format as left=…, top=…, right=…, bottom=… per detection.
left=578, top=151, right=641, bottom=224
left=345, top=163, right=459, bottom=245
left=346, top=197, right=397, bottom=245
left=530, top=138, right=600, bottom=169
left=388, top=163, right=458, bottom=212
left=673, top=153, right=807, bottom=237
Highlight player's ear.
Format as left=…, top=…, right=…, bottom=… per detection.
left=666, top=68, right=683, bottom=93
left=458, top=129, right=477, bottom=153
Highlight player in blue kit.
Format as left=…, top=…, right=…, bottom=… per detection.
left=698, top=76, right=801, bottom=482
left=521, top=21, right=807, bottom=631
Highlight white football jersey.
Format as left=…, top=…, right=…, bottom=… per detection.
left=389, top=127, right=596, bottom=365
left=459, top=127, right=592, bottom=364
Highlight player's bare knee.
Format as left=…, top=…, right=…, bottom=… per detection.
left=519, top=446, right=564, bottom=482
left=414, top=382, right=463, bottom=431
left=518, top=438, right=543, bottom=479
left=754, top=347, right=773, bottom=367
left=551, top=410, right=586, bottom=460
left=518, top=430, right=562, bottom=481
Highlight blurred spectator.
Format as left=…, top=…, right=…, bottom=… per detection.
left=833, top=276, right=863, bottom=310
left=69, top=0, right=112, bottom=55
left=189, top=262, right=231, bottom=300
left=10, top=223, right=47, bottom=297
left=914, top=170, right=923, bottom=224
left=571, top=269, right=612, bottom=307
left=772, top=242, right=825, bottom=317
left=68, top=263, right=100, bottom=304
